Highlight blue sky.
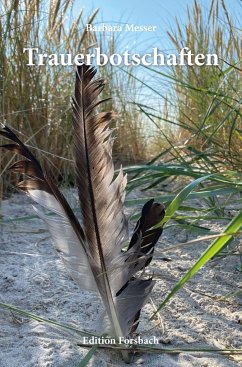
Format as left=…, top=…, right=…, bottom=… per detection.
left=71, top=0, right=241, bottom=107
left=79, top=0, right=241, bottom=26
left=76, top=0, right=241, bottom=53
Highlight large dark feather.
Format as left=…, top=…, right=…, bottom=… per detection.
left=0, top=65, right=165, bottom=363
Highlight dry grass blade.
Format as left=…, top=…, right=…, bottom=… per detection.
left=0, top=0, right=98, bottom=198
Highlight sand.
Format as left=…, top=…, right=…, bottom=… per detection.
left=0, top=191, right=241, bottom=367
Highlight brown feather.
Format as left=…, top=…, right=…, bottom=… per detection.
left=0, top=65, right=165, bottom=363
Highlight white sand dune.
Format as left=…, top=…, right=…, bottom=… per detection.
left=0, top=192, right=241, bottom=367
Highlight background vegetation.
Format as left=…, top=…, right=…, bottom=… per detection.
left=0, top=0, right=241, bottom=198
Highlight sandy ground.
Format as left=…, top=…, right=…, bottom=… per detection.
left=0, top=191, right=242, bottom=367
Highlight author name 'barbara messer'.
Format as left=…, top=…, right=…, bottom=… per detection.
left=86, top=23, right=157, bottom=32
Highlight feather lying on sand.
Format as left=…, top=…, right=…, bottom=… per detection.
left=0, top=64, right=165, bottom=362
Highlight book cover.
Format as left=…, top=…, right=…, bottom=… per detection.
left=0, top=0, right=241, bottom=366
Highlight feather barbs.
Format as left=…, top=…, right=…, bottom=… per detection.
left=0, top=64, right=165, bottom=363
